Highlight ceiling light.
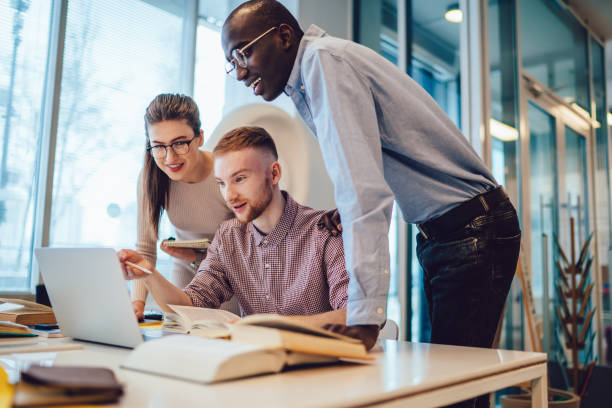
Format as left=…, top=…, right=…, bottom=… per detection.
left=444, top=3, right=463, bottom=23
left=490, top=119, right=518, bottom=142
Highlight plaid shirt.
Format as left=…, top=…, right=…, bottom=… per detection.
left=184, top=192, right=348, bottom=316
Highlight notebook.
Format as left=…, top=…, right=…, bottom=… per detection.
left=160, top=238, right=210, bottom=250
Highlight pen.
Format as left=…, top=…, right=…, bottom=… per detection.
left=125, top=261, right=153, bottom=275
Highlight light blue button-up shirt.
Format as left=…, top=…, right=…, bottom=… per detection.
left=284, top=25, right=497, bottom=326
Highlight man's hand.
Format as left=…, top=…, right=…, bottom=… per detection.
left=160, top=244, right=197, bottom=263
left=323, top=324, right=379, bottom=350
left=132, top=300, right=145, bottom=320
left=117, top=249, right=154, bottom=280
left=318, top=209, right=342, bottom=236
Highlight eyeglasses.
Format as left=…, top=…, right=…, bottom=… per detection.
left=146, top=135, right=199, bottom=159
left=224, top=26, right=277, bottom=78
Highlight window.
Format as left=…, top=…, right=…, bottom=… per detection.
left=49, top=0, right=187, bottom=249
left=0, top=0, right=193, bottom=292
left=194, top=16, right=225, bottom=140
left=0, top=1, right=52, bottom=291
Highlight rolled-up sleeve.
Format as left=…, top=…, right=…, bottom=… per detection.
left=303, top=48, right=393, bottom=326
left=183, top=230, right=234, bottom=308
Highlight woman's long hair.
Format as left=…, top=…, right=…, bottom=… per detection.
left=143, top=93, right=201, bottom=235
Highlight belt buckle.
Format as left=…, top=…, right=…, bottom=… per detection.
left=417, top=224, right=429, bottom=240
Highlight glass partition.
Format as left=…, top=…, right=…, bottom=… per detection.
left=519, top=0, right=589, bottom=111
left=411, top=0, right=461, bottom=127
left=564, top=126, right=589, bottom=246
left=489, top=0, right=522, bottom=350
left=528, top=102, right=558, bottom=353
left=489, top=0, right=520, bottom=213
left=590, top=37, right=611, bottom=321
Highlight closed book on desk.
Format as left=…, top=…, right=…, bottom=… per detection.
left=0, top=298, right=56, bottom=325
left=12, top=365, right=123, bottom=407
left=121, top=334, right=339, bottom=383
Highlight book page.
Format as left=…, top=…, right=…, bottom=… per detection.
left=236, top=314, right=361, bottom=343
left=167, top=305, right=239, bottom=330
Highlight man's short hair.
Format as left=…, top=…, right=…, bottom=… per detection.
left=224, top=0, right=303, bottom=37
left=213, top=126, right=278, bottom=160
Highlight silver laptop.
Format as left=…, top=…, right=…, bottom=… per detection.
left=35, top=247, right=148, bottom=348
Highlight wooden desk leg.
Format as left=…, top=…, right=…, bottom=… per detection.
left=531, top=364, right=548, bottom=408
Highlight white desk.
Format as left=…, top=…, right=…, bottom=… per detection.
left=2, top=340, right=547, bottom=408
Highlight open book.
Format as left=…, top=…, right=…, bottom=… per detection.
left=125, top=306, right=372, bottom=382
left=162, top=305, right=368, bottom=359
left=161, top=304, right=238, bottom=337
left=122, top=334, right=369, bottom=384
left=0, top=298, right=56, bottom=325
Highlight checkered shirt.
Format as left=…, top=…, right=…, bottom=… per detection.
left=183, top=192, right=348, bottom=316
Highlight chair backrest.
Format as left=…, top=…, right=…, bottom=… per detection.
left=379, top=319, right=399, bottom=340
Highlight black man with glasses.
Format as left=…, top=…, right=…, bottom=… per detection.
left=221, top=5, right=520, bottom=408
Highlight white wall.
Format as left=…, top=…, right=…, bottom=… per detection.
left=297, top=0, right=351, bottom=40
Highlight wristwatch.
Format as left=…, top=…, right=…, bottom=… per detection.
left=190, top=250, right=207, bottom=270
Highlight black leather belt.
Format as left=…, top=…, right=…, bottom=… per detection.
left=417, top=186, right=509, bottom=241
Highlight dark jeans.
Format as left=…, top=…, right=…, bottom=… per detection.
left=416, top=198, right=521, bottom=408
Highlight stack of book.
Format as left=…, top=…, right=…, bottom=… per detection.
left=0, top=298, right=56, bottom=325
left=0, top=321, right=36, bottom=338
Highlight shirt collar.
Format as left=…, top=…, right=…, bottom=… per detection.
left=250, top=191, right=298, bottom=247
left=284, top=24, right=327, bottom=97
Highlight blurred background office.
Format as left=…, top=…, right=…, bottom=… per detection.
left=1, top=0, right=611, bottom=378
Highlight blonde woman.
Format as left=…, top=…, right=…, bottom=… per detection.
left=131, top=93, right=233, bottom=319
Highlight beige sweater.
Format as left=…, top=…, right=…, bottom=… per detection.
left=132, top=169, right=233, bottom=303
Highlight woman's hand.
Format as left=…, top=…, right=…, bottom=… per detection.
left=160, top=243, right=197, bottom=263
left=117, top=249, right=154, bottom=280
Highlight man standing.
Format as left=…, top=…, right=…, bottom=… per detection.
left=221, top=0, right=520, bottom=370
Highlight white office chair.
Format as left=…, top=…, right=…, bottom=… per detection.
left=379, top=319, right=399, bottom=340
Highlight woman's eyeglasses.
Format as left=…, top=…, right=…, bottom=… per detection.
left=147, top=135, right=199, bottom=159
